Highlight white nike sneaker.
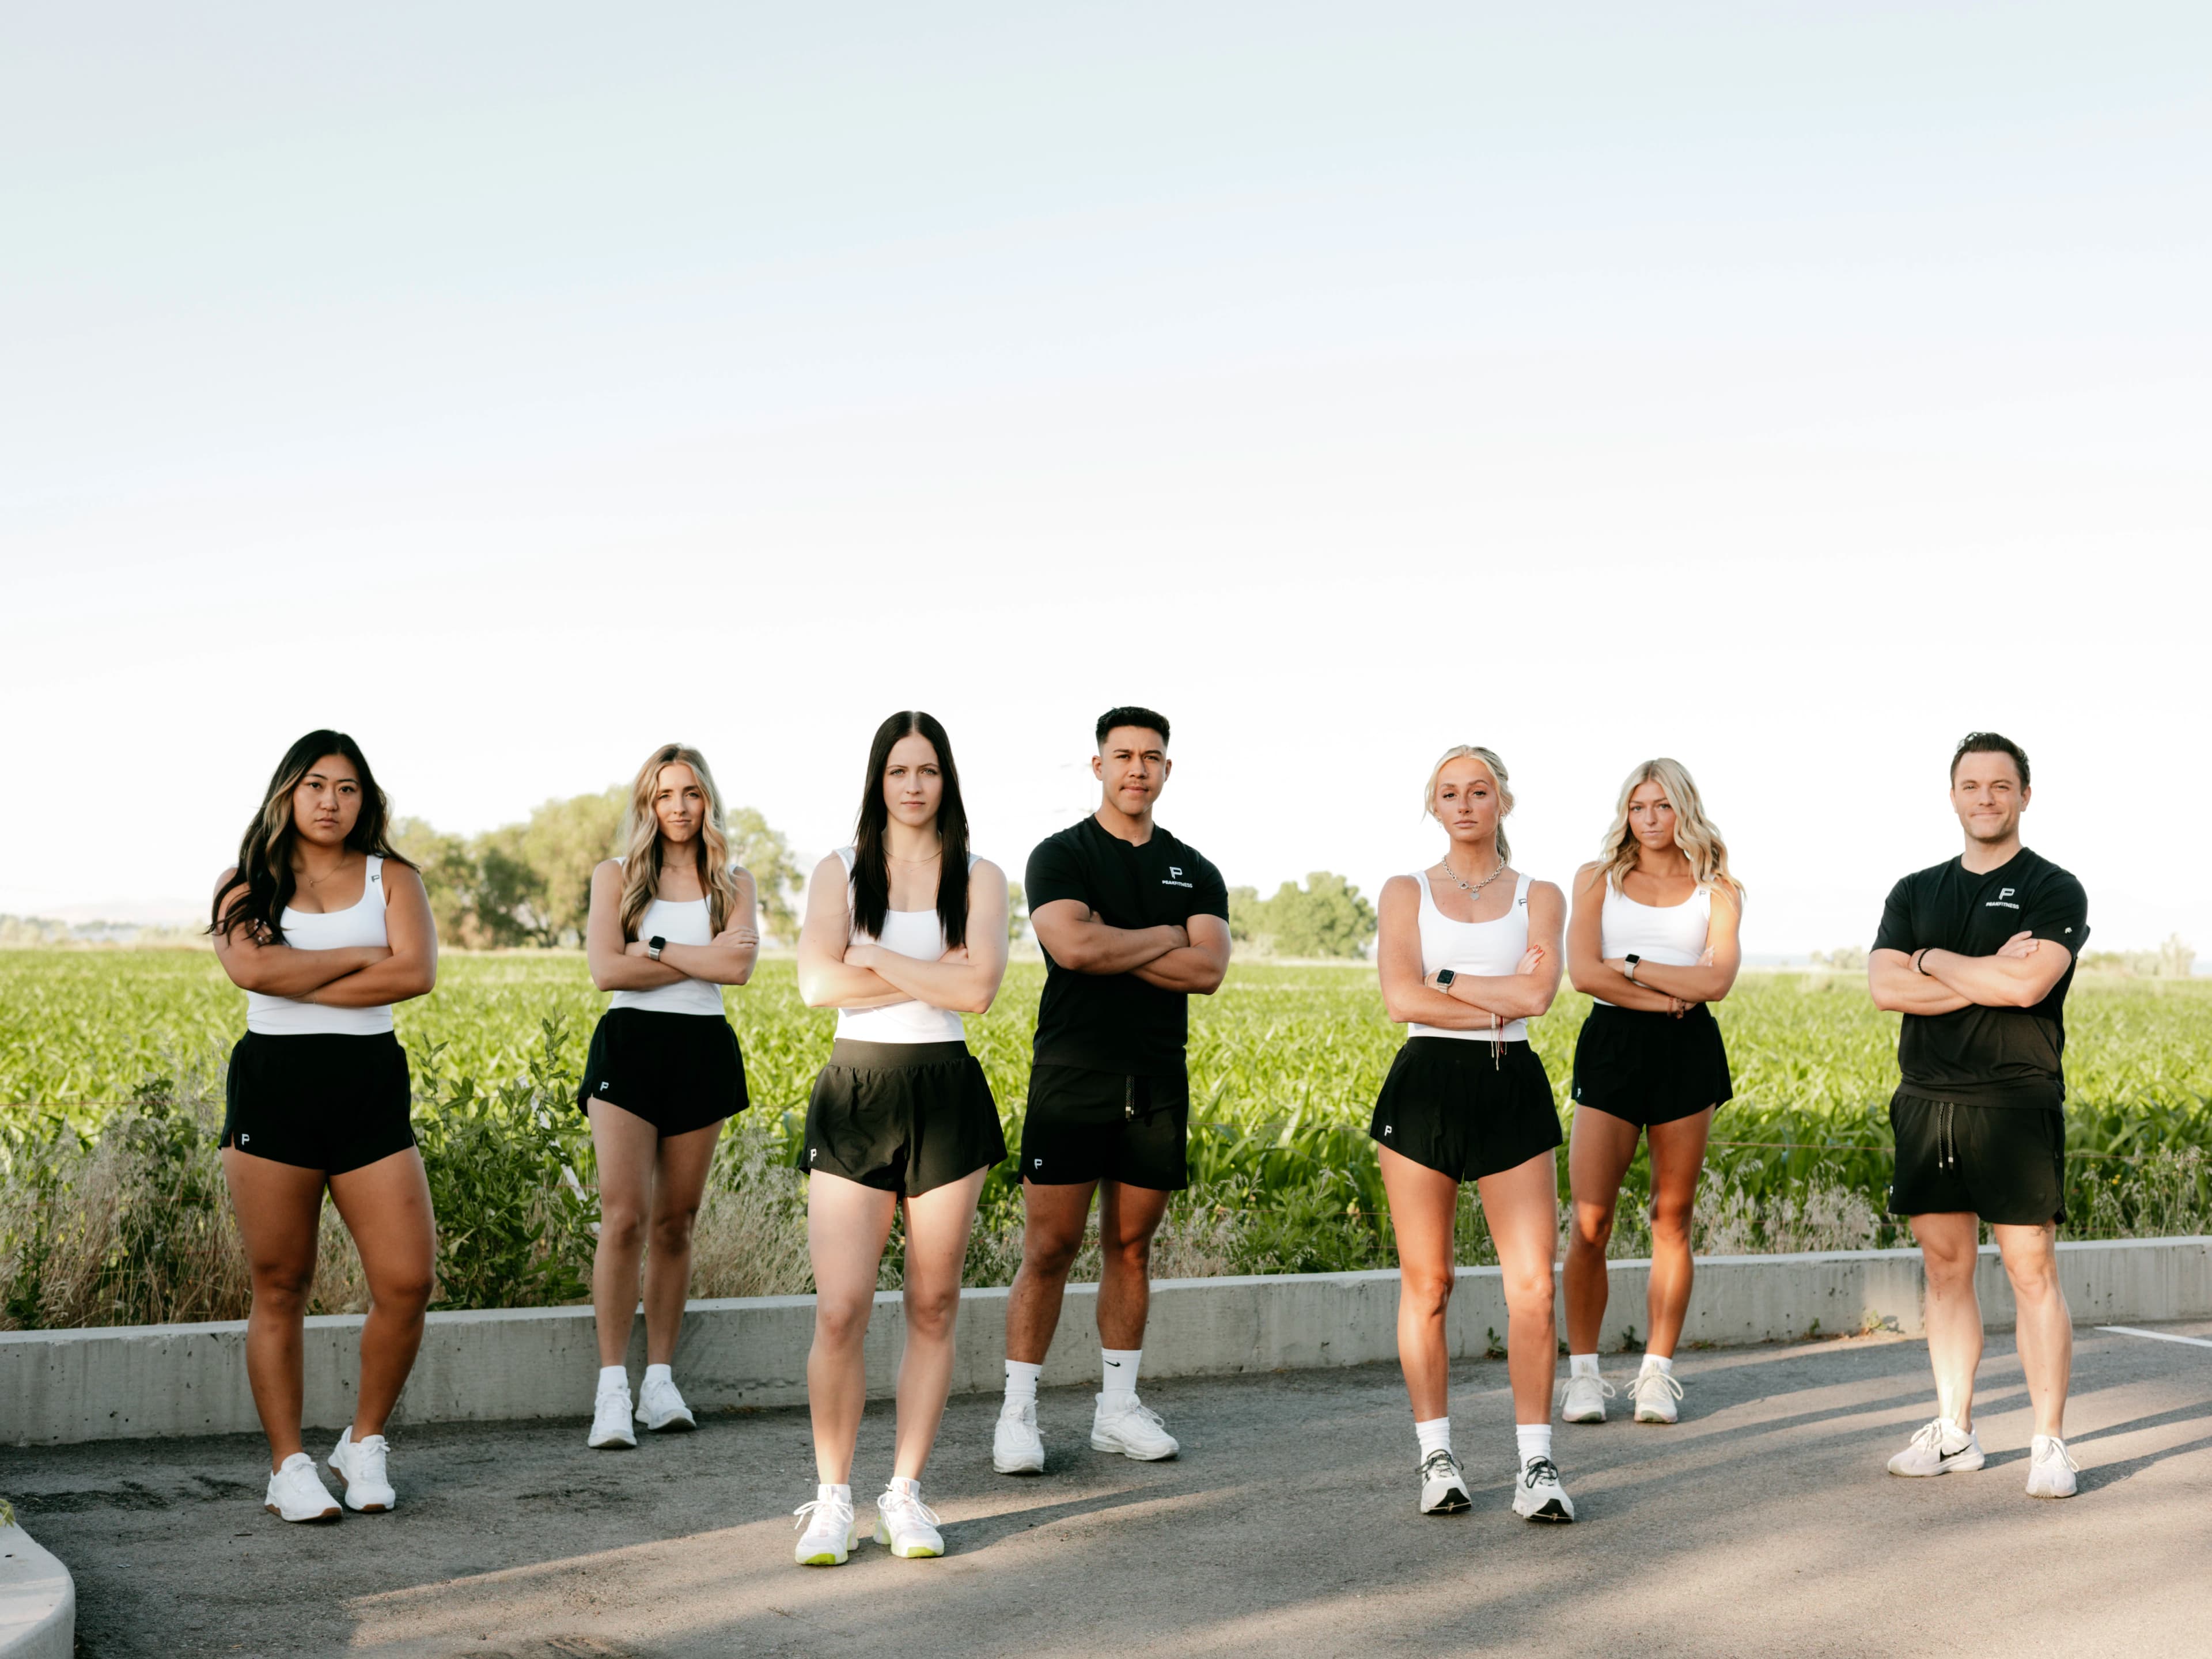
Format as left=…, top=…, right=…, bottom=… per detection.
left=327, top=1429, right=396, bottom=1513
left=1887, top=1417, right=1984, bottom=1477
left=793, top=1490, right=858, bottom=1566
left=994, top=1398, right=1046, bottom=1474
left=1417, top=1449, right=1471, bottom=1514
left=264, top=1452, right=342, bottom=1523
left=874, top=1478, right=946, bottom=1558
left=1090, top=1393, right=1179, bottom=1461
left=589, top=1381, right=638, bottom=1450
left=1511, top=1456, right=1575, bottom=1522
left=1561, top=1373, right=1615, bottom=1424
left=635, top=1373, right=696, bottom=1433
left=2025, top=1435, right=2080, bottom=1499
left=1631, top=1366, right=1683, bottom=1425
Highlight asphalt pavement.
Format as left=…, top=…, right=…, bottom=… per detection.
left=6, top=1321, right=2210, bottom=1658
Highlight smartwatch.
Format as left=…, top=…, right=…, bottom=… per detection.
left=647, top=935, right=667, bottom=962
left=1623, top=954, right=1641, bottom=982
left=1434, top=968, right=1457, bottom=990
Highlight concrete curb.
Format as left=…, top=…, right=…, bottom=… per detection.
left=3, top=1237, right=2206, bottom=1446
left=0, top=1516, right=74, bottom=1659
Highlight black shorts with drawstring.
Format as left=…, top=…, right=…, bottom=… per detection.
left=1018, top=1065, right=1190, bottom=1191
left=1887, top=1090, right=2066, bottom=1226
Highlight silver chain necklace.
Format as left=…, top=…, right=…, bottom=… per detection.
left=1434, top=855, right=1508, bottom=897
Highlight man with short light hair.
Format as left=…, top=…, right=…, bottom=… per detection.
left=1868, top=732, right=2087, bottom=1498
left=993, top=707, right=1232, bottom=1474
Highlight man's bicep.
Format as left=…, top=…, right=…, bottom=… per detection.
left=2013, top=939, right=2072, bottom=1000
left=1187, top=912, right=1232, bottom=963
left=1028, top=898, right=1095, bottom=953
left=1024, top=843, right=1088, bottom=911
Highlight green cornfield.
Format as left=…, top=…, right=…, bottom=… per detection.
left=2, top=950, right=2209, bottom=1326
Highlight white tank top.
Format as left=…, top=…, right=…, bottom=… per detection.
left=245, top=855, right=395, bottom=1036
left=609, top=884, right=727, bottom=1016
left=834, top=846, right=975, bottom=1045
left=1409, top=869, right=1535, bottom=1043
left=1592, top=882, right=1713, bottom=1009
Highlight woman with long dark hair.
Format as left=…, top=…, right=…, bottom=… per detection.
left=578, top=744, right=759, bottom=1449
left=210, top=730, right=439, bottom=1522
left=1562, top=759, right=1743, bottom=1427
left=790, top=711, right=1010, bottom=1566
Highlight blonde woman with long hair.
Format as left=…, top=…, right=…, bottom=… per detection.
left=578, top=744, right=760, bottom=1449
left=1562, top=758, right=1743, bottom=1428
left=1372, top=746, right=1574, bottom=1522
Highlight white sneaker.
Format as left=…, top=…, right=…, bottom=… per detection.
left=635, top=1373, right=696, bottom=1433
left=327, top=1429, right=396, bottom=1513
left=1631, top=1366, right=1683, bottom=1425
left=1417, top=1449, right=1471, bottom=1514
left=874, top=1478, right=946, bottom=1558
left=793, top=1491, right=857, bottom=1566
left=994, top=1399, right=1046, bottom=1474
left=1511, top=1456, right=1575, bottom=1522
left=264, top=1452, right=342, bottom=1523
left=1561, top=1373, right=1615, bottom=1424
left=1887, top=1417, right=1985, bottom=1477
left=589, top=1381, right=638, bottom=1449
left=2026, top=1435, right=2080, bottom=1499
left=1090, top=1393, right=1179, bottom=1461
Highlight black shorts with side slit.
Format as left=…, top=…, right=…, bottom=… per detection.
left=802, top=1039, right=1006, bottom=1196
left=1569, top=1002, right=1733, bottom=1129
left=577, top=1008, right=747, bottom=1138
left=222, top=1030, right=416, bottom=1175
left=1368, top=1037, right=1562, bottom=1183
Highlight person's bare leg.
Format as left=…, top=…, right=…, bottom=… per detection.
left=1912, top=1211, right=1984, bottom=1427
left=1379, top=1146, right=1460, bottom=1422
left=221, top=1149, right=329, bottom=1470
left=641, top=1120, right=722, bottom=1365
left=1094, top=1181, right=1173, bottom=1350
left=892, top=1169, right=987, bottom=1480
left=804, top=1171, right=898, bottom=1484
left=1994, top=1221, right=2070, bottom=1438
left=1476, top=1150, right=1562, bottom=1427
left=1563, top=1108, right=1639, bottom=1354
left=325, top=1148, right=436, bottom=1440
left=1642, top=1108, right=1715, bottom=1357
left=587, top=1101, right=661, bottom=1368
left=1004, top=1180, right=1097, bottom=1364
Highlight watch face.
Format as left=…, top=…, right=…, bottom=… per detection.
left=1435, top=969, right=1456, bottom=986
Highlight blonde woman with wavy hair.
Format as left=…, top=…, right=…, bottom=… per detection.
left=1370, top=745, right=1575, bottom=1522
left=577, top=743, right=761, bottom=1449
left=1562, top=758, right=1743, bottom=1429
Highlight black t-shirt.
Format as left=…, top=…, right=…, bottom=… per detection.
left=1026, top=815, right=1229, bottom=1077
left=1871, top=847, right=2089, bottom=1108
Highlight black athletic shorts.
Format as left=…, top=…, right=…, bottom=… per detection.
left=578, top=1008, right=747, bottom=1138
left=1888, top=1091, right=2066, bottom=1226
left=1369, top=1037, right=1562, bottom=1183
left=222, top=1031, right=416, bottom=1175
left=1019, top=1065, right=1190, bottom=1191
left=1569, top=1002, right=1733, bottom=1128
left=802, top=1040, right=1006, bottom=1196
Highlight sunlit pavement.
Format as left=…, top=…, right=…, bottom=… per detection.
left=5, top=1321, right=2209, bottom=1658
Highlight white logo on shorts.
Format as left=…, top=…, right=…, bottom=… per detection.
left=237, top=1132, right=250, bottom=1144
left=599, top=1081, right=611, bottom=1093
left=809, top=1149, right=819, bottom=1164
left=1034, top=1157, right=1044, bottom=1169
left=1382, top=1125, right=1392, bottom=1137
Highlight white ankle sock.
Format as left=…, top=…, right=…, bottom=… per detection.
left=1641, top=1353, right=1673, bottom=1376
left=817, top=1482, right=850, bottom=1505
left=1101, top=1347, right=1141, bottom=1400
left=643, top=1362, right=672, bottom=1388
left=1516, top=1423, right=1552, bottom=1467
left=885, top=1475, right=920, bottom=1499
left=1415, top=1417, right=1453, bottom=1460
left=1569, top=1353, right=1600, bottom=1379
left=1004, top=1359, right=1042, bottom=1406
left=598, top=1364, right=628, bottom=1393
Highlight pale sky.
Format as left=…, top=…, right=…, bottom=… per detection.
left=4, top=4, right=2207, bottom=955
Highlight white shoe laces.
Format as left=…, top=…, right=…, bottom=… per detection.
left=1905, top=1418, right=1964, bottom=1457
left=2033, top=1438, right=2080, bottom=1474
left=349, top=1435, right=388, bottom=1483
left=1105, top=1398, right=1167, bottom=1431
left=793, top=1496, right=854, bottom=1534
left=1419, top=1448, right=1464, bottom=1484
left=1569, top=1374, right=1617, bottom=1401
left=1001, top=1399, right=1037, bottom=1426
left=880, top=1486, right=943, bottom=1529
left=1633, top=1369, right=1684, bottom=1406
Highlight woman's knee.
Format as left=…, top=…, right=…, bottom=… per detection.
left=1649, top=1201, right=1694, bottom=1248
left=1570, top=1204, right=1616, bottom=1251
left=371, top=1263, right=435, bottom=1319
left=599, top=1203, right=647, bottom=1253
left=813, top=1292, right=874, bottom=1349
left=1400, top=1268, right=1455, bottom=1319
left=904, top=1280, right=961, bottom=1342
left=650, top=1207, right=699, bottom=1257
left=249, top=1260, right=314, bottom=1312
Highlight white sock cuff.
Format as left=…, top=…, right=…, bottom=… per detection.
left=1514, top=1423, right=1554, bottom=1465
left=818, top=1482, right=851, bottom=1502
left=1641, top=1353, right=1673, bottom=1374
left=1414, top=1416, right=1453, bottom=1457
left=643, top=1362, right=672, bottom=1385
left=1101, top=1347, right=1142, bottom=1394
left=1004, top=1359, right=1042, bottom=1402
left=599, top=1365, right=629, bottom=1389
left=1569, top=1353, right=1600, bottom=1378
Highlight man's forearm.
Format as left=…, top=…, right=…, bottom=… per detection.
left=1059, top=921, right=1184, bottom=975
left=1922, top=949, right=2047, bottom=1009
left=1130, top=945, right=1227, bottom=994
left=1869, top=957, right=1972, bottom=1014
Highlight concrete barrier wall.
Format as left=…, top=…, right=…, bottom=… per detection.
left=4, top=1237, right=2206, bottom=1446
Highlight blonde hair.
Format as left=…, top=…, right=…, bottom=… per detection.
left=618, top=744, right=741, bottom=940
left=1596, top=757, right=1741, bottom=900
left=1422, top=745, right=1514, bottom=865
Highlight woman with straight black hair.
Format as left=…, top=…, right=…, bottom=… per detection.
left=211, top=730, right=439, bottom=1523
left=790, top=711, right=1010, bottom=1566
left=578, top=744, right=760, bottom=1450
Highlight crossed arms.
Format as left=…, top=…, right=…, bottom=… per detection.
left=797, top=855, right=1012, bottom=1014
left=211, top=863, right=438, bottom=1006
left=586, top=861, right=760, bottom=992
left=1868, top=932, right=2071, bottom=1015
left=1028, top=900, right=1230, bottom=995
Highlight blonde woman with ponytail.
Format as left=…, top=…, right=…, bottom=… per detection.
left=578, top=744, right=760, bottom=1449
left=1562, top=758, right=1743, bottom=1429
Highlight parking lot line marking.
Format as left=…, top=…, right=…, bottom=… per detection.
left=2096, top=1325, right=2212, bottom=1350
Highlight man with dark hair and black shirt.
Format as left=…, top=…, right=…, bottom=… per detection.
left=1869, top=731, right=2088, bottom=1499
left=992, top=707, right=1232, bottom=1474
